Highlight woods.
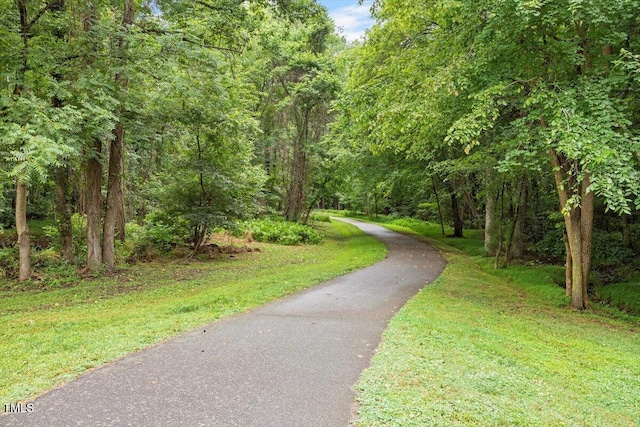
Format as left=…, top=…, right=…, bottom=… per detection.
left=1, top=0, right=639, bottom=312
left=329, top=0, right=640, bottom=310
left=0, top=0, right=340, bottom=277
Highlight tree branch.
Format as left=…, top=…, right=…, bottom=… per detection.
left=26, top=0, right=63, bottom=33
left=134, top=23, right=240, bottom=54
left=194, top=0, right=244, bottom=13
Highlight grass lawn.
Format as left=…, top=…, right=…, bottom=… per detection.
left=354, top=222, right=640, bottom=427
left=0, top=219, right=386, bottom=404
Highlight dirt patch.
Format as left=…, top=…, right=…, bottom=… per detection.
left=197, top=231, right=260, bottom=258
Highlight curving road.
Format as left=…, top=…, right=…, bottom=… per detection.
left=1, top=218, right=445, bottom=427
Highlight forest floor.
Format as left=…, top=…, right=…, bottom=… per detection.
left=348, top=218, right=640, bottom=427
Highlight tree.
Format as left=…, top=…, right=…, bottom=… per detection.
left=0, top=0, right=81, bottom=280
left=447, top=0, right=640, bottom=309
left=101, top=0, right=136, bottom=269
left=332, top=0, right=640, bottom=310
left=247, top=2, right=341, bottom=221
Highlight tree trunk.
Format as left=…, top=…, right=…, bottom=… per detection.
left=503, top=177, right=527, bottom=268
left=579, top=174, right=594, bottom=308
left=494, top=182, right=505, bottom=270
left=285, top=110, right=308, bottom=222
left=102, top=0, right=133, bottom=267
left=550, top=148, right=593, bottom=310
left=563, top=231, right=572, bottom=297
left=192, top=224, right=208, bottom=256
left=510, top=176, right=528, bottom=260
left=484, top=180, right=498, bottom=256
left=56, top=167, right=74, bottom=262
left=566, top=210, right=590, bottom=310
left=449, top=182, right=464, bottom=238
left=86, top=139, right=103, bottom=272
left=103, top=123, right=124, bottom=268
left=16, top=181, right=31, bottom=282
left=432, top=176, right=446, bottom=237
left=14, top=1, right=31, bottom=282
left=116, top=160, right=126, bottom=243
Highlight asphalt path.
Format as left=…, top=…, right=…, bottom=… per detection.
left=1, top=218, right=446, bottom=427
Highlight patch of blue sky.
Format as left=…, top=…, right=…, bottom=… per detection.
left=318, top=0, right=374, bottom=42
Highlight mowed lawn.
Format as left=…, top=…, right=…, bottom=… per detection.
left=355, top=225, right=640, bottom=427
left=0, top=220, right=387, bottom=404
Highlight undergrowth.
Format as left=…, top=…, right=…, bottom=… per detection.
left=236, top=218, right=323, bottom=245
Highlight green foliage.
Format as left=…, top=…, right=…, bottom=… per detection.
left=591, top=231, right=636, bottom=270
left=246, top=5, right=343, bottom=220
left=0, top=247, right=19, bottom=279
left=0, top=96, right=80, bottom=183
left=0, top=0, right=345, bottom=277
left=386, top=218, right=444, bottom=237
left=597, top=281, right=640, bottom=316
left=531, top=228, right=566, bottom=264
left=309, top=212, right=331, bottom=222
left=131, top=223, right=177, bottom=254
left=125, top=211, right=191, bottom=261
left=237, top=218, right=323, bottom=245
left=416, top=202, right=440, bottom=222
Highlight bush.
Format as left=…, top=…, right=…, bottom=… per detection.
left=43, top=213, right=89, bottom=265
left=0, top=247, right=18, bottom=279
left=309, top=212, right=331, bottom=222
left=591, top=231, right=635, bottom=269
left=237, top=218, right=323, bottom=245
left=126, top=221, right=182, bottom=262
left=532, top=227, right=565, bottom=263
left=416, top=202, right=440, bottom=222
left=122, top=211, right=193, bottom=262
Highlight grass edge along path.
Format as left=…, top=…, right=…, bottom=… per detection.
left=0, top=219, right=387, bottom=405
left=354, top=222, right=640, bottom=427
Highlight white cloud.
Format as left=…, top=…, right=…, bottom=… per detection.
left=330, top=4, right=374, bottom=42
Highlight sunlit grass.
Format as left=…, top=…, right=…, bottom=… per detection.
left=0, top=219, right=387, bottom=404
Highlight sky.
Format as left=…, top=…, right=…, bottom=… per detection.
left=317, top=0, right=375, bottom=42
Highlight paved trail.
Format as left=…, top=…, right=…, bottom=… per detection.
left=2, top=218, right=445, bottom=427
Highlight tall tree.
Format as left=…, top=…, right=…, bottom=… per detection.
left=103, top=0, right=135, bottom=269
left=1, top=0, right=80, bottom=280
left=248, top=2, right=340, bottom=221
left=333, top=0, right=640, bottom=310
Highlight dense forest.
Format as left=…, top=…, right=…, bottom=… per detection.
left=1, top=0, right=639, bottom=312
left=0, top=0, right=340, bottom=274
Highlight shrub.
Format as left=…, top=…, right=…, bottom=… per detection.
left=532, top=227, right=565, bottom=263
left=237, top=218, right=323, bottom=245
left=309, top=212, right=331, bottom=222
left=416, top=202, right=440, bottom=222
left=388, top=217, right=442, bottom=237
left=124, top=211, right=192, bottom=262
left=0, top=247, right=18, bottom=279
left=591, top=231, right=635, bottom=269
left=126, top=222, right=179, bottom=261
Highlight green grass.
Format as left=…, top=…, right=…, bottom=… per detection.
left=354, top=221, right=640, bottom=427
left=598, top=279, right=640, bottom=316
left=0, top=219, right=386, bottom=404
